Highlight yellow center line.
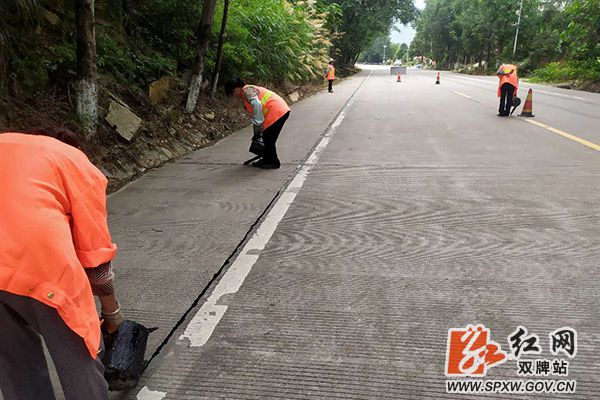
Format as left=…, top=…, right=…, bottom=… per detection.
left=450, top=89, right=600, bottom=153
left=524, top=119, right=600, bottom=152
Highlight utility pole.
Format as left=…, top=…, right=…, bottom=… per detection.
left=513, top=0, right=524, bottom=57
left=383, top=45, right=387, bottom=64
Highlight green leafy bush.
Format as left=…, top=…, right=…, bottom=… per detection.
left=97, top=33, right=176, bottom=86
left=529, top=61, right=600, bottom=83
left=215, top=0, right=332, bottom=84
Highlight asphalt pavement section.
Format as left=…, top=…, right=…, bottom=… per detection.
left=9, top=67, right=599, bottom=400
left=97, top=70, right=368, bottom=399
left=123, top=67, right=600, bottom=399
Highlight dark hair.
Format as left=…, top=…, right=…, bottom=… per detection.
left=224, top=77, right=246, bottom=96
left=22, top=128, right=82, bottom=149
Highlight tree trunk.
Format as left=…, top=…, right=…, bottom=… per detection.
left=185, top=0, right=218, bottom=113
left=496, top=37, right=504, bottom=61
left=75, top=0, right=98, bottom=138
left=484, top=33, right=492, bottom=71
left=210, top=0, right=229, bottom=97
left=455, top=50, right=460, bottom=70
left=121, top=0, right=134, bottom=36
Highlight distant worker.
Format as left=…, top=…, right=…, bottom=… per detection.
left=497, top=63, right=519, bottom=117
left=0, top=129, right=124, bottom=400
left=326, top=59, right=336, bottom=93
left=225, top=78, right=291, bottom=169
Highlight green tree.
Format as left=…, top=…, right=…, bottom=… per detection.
left=563, top=0, right=600, bottom=63
left=320, top=0, right=416, bottom=68
left=359, top=36, right=393, bottom=63
left=412, top=0, right=599, bottom=82
left=185, top=0, right=218, bottom=113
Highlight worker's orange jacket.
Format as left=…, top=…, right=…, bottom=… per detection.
left=242, top=85, right=291, bottom=129
left=326, top=65, right=336, bottom=80
left=0, top=132, right=117, bottom=358
left=497, top=64, right=518, bottom=97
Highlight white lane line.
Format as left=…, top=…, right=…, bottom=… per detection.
left=137, top=386, right=167, bottom=400
left=178, top=70, right=372, bottom=347
left=134, top=69, right=372, bottom=400
left=452, top=91, right=474, bottom=100
left=447, top=74, right=586, bottom=101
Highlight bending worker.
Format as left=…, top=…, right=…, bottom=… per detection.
left=497, top=63, right=518, bottom=116
left=225, top=78, right=291, bottom=169
left=326, top=59, right=335, bottom=93
left=0, top=129, right=124, bottom=400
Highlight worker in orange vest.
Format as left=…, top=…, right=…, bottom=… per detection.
left=497, top=63, right=519, bottom=116
left=225, top=78, right=291, bottom=169
left=326, top=59, right=336, bottom=93
left=0, top=129, right=124, bottom=400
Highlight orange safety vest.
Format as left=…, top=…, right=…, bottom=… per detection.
left=241, top=85, right=291, bottom=130
left=0, top=133, right=117, bottom=358
left=326, top=65, right=336, bottom=80
left=497, top=64, right=518, bottom=97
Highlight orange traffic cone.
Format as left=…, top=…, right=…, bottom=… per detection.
left=397, top=72, right=401, bottom=82
left=435, top=72, right=440, bottom=84
left=519, top=89, right=534, bottom=117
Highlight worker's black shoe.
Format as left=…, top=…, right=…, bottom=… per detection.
left=259, top=162, right=280, bottom=169
left=252, top=159, right=280, bottom=169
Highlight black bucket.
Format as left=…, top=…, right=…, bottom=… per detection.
left=510, top=96, right=522, bottom=115
left=249, top=135, right=265, bottom=156
left=101, top=320, right=157, bottom=390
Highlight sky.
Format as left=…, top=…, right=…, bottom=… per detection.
left=390, top=0, right=425, bottom=45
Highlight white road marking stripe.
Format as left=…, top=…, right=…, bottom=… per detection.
left=178, top=70, right=372, bottom=348
left=452, top=91, right=473, bottom=100
left=135, top=70, right=371, bottom=399
left=137, top=386, right=167, bottom=400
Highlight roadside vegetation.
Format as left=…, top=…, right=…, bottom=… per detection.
left=0, top=0, right=416, bottom=132
left=0, top=0, right=415, bottom=189
left=410, top=0, right=600, bottom=90
left=359, top=37, right=411, bottom=65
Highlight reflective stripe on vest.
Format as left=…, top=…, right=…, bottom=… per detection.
left=327, top=66, right=335, bottom=80
left=261, top=91, right=273, bottom=116
left=497, top=64, right=518, bottom=97
left=242, top=85, right=290, bottom=129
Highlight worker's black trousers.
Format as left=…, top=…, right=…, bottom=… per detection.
left=499, top=82, right=515, bottom=116
left=262, top=111, right=290, bottom=166
left=0, top=291, right=108, bottom=400
left=328, top=79, right=334, bottom=92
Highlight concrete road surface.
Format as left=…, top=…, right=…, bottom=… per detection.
left=106, top=67, right=600, bottom=399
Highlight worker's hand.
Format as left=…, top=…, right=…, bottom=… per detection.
left=101, top=303, right=125, bottom=334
